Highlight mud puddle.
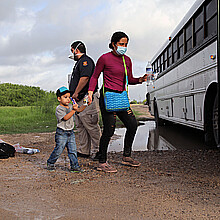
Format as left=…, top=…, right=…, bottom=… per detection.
left=108, top=121, right=209, bottom=152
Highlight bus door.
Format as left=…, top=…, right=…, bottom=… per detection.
left=165, top=99, right=173, bottom=117
left=185, top=96, right=194, bottom=120
left=179, top=97, right=185, bottom=119
left=182, top=95, right=195, bottom=120
left=178, top=95, right=195, bottom=120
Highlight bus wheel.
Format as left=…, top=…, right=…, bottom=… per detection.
left=205, top=93, right=218, bottom=147
left=154, top=103, right=159, bottom=127
left=154, top=101, right=159, bottom=127
left=153, top=99, right=164, bottom=127
left=212, top=95, right=218, bottom=145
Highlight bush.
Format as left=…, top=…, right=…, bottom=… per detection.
left=130, top=99, right=138, bottom=104
left=0, top=83, right=57, bottom=107
left=0, top=83, right=58, bottom=134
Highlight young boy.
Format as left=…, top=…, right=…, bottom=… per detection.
left=47, top=86, right=86, bottom=172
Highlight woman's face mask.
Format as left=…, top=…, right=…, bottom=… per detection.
left=113, top=37, right=128, bottom=56
left=116, top=46, right=127, bottom=55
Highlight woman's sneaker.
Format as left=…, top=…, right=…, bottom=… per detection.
left=70, top=167, right=85, bottom=173
left=97, top=162, right=117, bottom=173
left=121, top=157, right=141, bottom=167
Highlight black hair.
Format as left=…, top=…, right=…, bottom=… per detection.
left=109, top=31, right=129, bottom=49
left=56, top=88, right=70, bottom=97
left=71, top=41, right=86, bottom=54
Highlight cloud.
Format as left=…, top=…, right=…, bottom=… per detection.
left=0, top=0, right=197, bottom=100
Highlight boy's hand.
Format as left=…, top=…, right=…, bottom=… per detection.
left=72, top=103, right=79, bottom=110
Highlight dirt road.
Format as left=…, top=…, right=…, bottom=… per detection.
left=0, top=105, right=219, bottom=219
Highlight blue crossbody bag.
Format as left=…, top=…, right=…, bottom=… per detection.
left=103, top=56, right=130, bottom=112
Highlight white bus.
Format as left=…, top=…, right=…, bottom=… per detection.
left=147, top=0, right=218, bottom=146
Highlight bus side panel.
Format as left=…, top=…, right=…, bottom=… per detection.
left=173, top=97, right=185, bottom=119
left=163, top=68, right=178, bottom=95
left=185, top=96, right=194, bottom=120
left=194, top=93, right=204, bottom=122
left=204, top=41, right=217, bottom=67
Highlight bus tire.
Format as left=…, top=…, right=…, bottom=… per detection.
left=204, top=94, right=218, bottom=147
left=212, top=94, right=218, bottom=145
left=153, top=99, right=164, bottom=126
left=154, top=100, right=159, bottom=127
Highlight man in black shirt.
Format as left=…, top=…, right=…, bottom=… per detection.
left=69, top=41, right=101, bottom=160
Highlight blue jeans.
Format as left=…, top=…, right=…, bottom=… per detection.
left=47, top=128, right=79, bottom=168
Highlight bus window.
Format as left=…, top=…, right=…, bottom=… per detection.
left=168, top=44, right=172, bottom=67
left=194, top=8, right=204, bottom=46
left=155, top=60, right=158, bottom=73
left=157, top=57, right=160, bottom=73
left=164, top=50, right=168, bottom=70
left=160, top=54, right=164, bottom=72
left=178, top=31, right=184, bottom=58
left=205, top=0, right=217, bottom=37
left=152, top=63, right=155, bottom=73
left=185, top=21, right=192, bottom=52
left=173, top=38, right=178, bottom=63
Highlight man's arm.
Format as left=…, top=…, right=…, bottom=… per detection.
left=72, top=76, right=89, bottom=100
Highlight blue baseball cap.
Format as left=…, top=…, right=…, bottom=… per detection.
left=56, top=86, right=70, bottom=97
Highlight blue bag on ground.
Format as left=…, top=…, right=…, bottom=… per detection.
left=104, top=90, right=130, bottom=112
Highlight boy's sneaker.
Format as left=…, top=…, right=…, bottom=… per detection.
left=121, top=156, right=141, bottom=167
left=97, top=162, right=117, bottom=173
left=70, top=167, right=85, bottom=173
left=47, top=163, right=56, bottom=171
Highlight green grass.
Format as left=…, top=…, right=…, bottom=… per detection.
left=0, top=106, right=57, bottom=134
left=0, top=105, right=144, bottom=134
left=132, top=109, right=143, bottom=117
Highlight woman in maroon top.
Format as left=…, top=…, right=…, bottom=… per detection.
left=88, top=31, right=147, bottom=173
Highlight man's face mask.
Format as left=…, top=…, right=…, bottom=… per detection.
left=69, top=43, right=84, bottom=61
left=73, top=51, right=79, bottom=61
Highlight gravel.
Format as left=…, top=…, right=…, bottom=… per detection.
left=0, top=131, right=219, bottom=219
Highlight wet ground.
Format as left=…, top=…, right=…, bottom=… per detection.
left=109, top=121, right=208, bottom=152
left=0, top=104, right=219, bottom=219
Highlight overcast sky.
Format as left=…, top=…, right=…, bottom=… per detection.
left=0, top=0, right=197, bottom=101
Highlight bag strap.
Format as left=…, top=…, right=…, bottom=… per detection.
left=103, top=55, right=128, bottom=94
left=122, top=56, right=128, bottom=92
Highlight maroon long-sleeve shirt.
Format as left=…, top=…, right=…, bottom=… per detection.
left=88, top=52, right=140, bottom=92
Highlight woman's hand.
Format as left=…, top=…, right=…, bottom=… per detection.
left=87, top=91, right=93, bottom=105
left=139, top=74, right=148, bottom=83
